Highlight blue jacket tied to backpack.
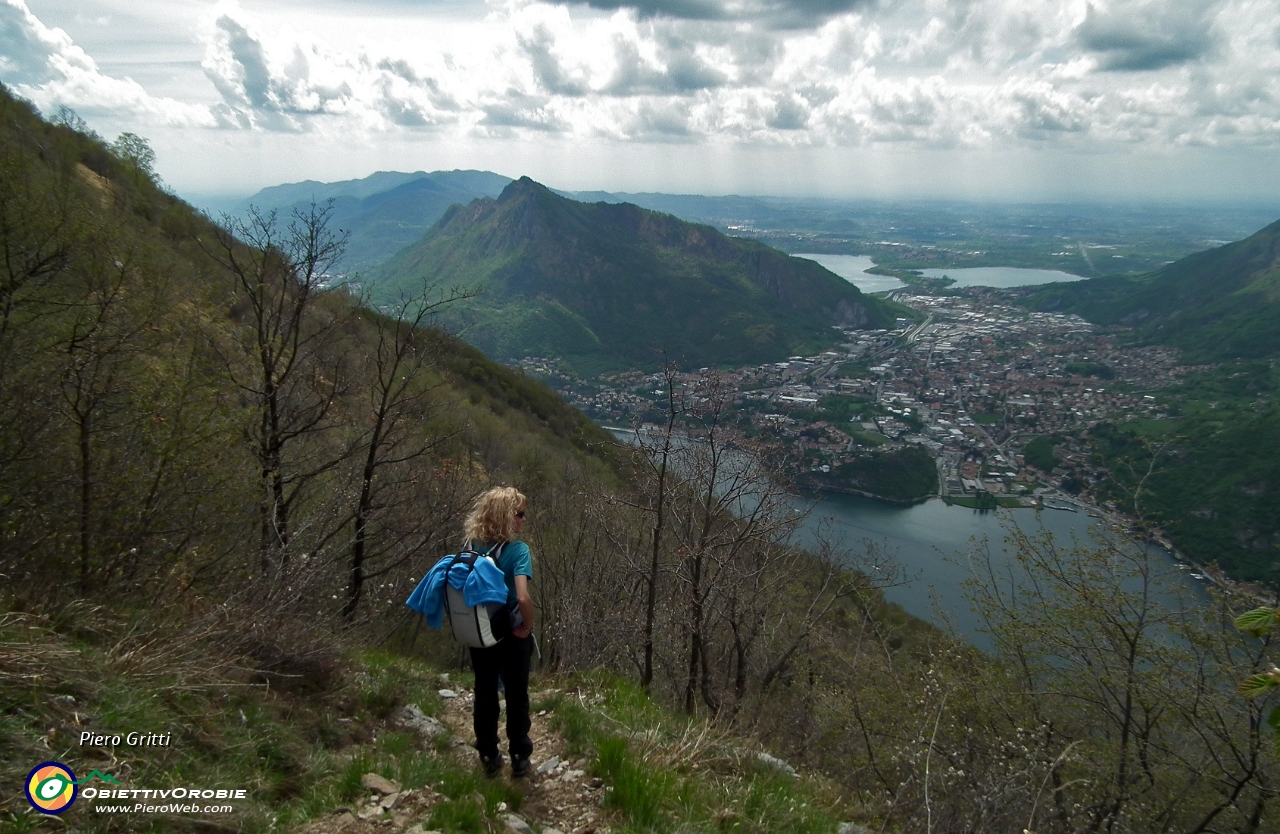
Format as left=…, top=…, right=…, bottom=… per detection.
left=406, top=552, right=509, bottom=627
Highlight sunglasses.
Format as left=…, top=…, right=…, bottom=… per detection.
left=515, top=511, right=526, bottom=518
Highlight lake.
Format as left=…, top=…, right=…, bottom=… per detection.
left=920, top=266, right=1087, bottom=288
left=793, top=254, right=905, bottom=292
left=795, top=253, right=1088, bottom=291
left=605, top=436, right=1208, bottom=650
left=789, top=494, right=1209, bottom=649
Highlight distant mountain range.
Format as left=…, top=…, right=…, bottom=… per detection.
left=234, top=170, right=512, bottom=272
left=369, top=177, right=894, bottom=373
left=1023, top=218, right=1280, bottom=361
left=234, top=169, right=1280, bottom=287
left=234, top=171, right=800, bottom=275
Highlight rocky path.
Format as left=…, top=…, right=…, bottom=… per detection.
left=300, top=681, right=611, bottom=834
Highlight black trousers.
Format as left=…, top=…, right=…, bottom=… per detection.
left=469, top=635, right=533, bottom=760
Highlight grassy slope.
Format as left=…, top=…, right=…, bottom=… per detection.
left=0, top=595, right=882, bottom=834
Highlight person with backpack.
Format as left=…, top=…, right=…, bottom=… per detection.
left=461, top=486, right=535, bottom=777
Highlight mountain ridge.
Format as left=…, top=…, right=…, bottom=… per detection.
left=370, top=176, right=894, bottom=373
left=1022, top=218, right=1280, bottom=360
left=230, top=169, right=513, bottom=272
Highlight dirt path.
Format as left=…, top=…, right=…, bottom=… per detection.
left=301, top=683, right=611, bottom=834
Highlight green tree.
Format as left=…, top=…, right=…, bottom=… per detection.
left=111, top=132, right=156, bottom=179
left=1234, top=605, right=1280, bottom=756
left=1022, top=435, right=1060, bottom=472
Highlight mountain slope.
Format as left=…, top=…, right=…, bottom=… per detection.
left=1019, top=219, right=1280, bottom=583
left=1023, top=218, right=1280, bottom=361
left=371, top=177, right=894, bottom=372
left=237, top=170, right=513, bottom=272
left=0, top=84, right=619, bottom=611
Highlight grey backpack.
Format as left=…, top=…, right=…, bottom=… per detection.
left=444, top=543, right=508, bottom=648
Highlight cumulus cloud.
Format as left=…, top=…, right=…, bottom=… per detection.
left=766, top=92, right=809, bottom=128
left=0, top=0, right=212, bottom=125
left=200, top=3, right=463, bottom=131
left=578, top=0, right=875, bottom=29
left=1, top=0, right=1278, bottom=161
left=1076, top=0, right=1219, bottom=71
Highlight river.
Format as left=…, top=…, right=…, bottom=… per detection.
left=789, top=494, right=1211, bottom=650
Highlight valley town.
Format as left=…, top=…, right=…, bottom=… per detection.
left=511, top=289, right=1215, bottom=569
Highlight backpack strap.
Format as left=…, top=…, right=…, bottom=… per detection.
left=461, top=540, right=504, bottom=562
left=447, top=550, right=477, bottom=572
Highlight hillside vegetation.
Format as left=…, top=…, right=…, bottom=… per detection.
left=1017, top=222, right=1280, bottom=583
left=1086, top=363, right=1280, bottom=583
left=1023, top=219, right=1280, bottom=363
left=370, top=177, right=894, bottom=374
left=1, top=87, right=1278, bottom=834
left=797, top=445, right=938, bottom=503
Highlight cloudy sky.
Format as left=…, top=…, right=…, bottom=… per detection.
left=3, top=0, right=1279, bottom=202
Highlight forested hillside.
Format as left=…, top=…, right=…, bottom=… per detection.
left=0, top=92, right=616, bottom=620
left=1024, top=219, right=1280, bottom=362
left=370, top=177, right=894, bottom=373
left=1084, top=363, right=1280, bottom=583
left=1018, top=222, right=1280, bottom=583
left=2, top=87, right=1278, bottom=834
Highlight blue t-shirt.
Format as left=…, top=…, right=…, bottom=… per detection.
left=480, top=540, right=532, bottom=606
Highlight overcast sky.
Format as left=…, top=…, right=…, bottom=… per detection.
left=3, top=0, right=1279, bottom=202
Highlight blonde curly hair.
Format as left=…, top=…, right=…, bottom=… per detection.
left=463, top=486, right=527, bottom=544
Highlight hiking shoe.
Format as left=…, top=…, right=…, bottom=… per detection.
left=480, top=753, right=504, bottom=777
left=511, top=754, right=530, bottom=778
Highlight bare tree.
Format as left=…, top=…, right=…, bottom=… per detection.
left=56, top=241, right=159, bottom=588
left=202, top=202, right=352, bottom=576
left=528, top=464, right=640, bottom=672
left=340, top=287, right=476, bottom=619
left=669, top=372, right=861, bottom=715
left=965, top=524, right=1279, bottom=833
left=616, top=362, right=686, bottom=693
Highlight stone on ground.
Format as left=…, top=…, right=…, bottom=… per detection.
left=359, top=773, right=400, bottom=795
left=398, top=704, right=449, bottom=740
left=503, top=813, right=536, bottom=834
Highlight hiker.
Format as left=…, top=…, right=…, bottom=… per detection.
left=464, top=486, right=535, bottom=776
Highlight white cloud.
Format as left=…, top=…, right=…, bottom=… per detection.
left=0, top=0, right=212, bottom=125
left=200, top=2, right=466, bottom=132
left=2, top=0, right=1278, bottom=198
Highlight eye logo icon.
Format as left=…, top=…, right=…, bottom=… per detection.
left=25, top=761, right=77, bottom=814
